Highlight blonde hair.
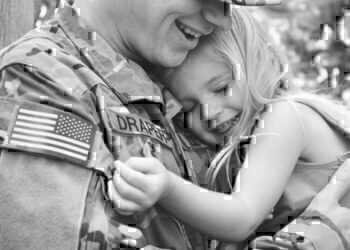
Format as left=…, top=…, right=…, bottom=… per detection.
left=206, top=8, right=350, bottom=191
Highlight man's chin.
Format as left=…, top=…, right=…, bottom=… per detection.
left=154, top=51, right=188, bottom=68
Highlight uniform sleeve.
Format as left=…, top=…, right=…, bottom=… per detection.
left=0, top=64, right=95, bottom=121
left=0, top=64, right=113, bottom=249
left=0, top=63, right=170, bottom=249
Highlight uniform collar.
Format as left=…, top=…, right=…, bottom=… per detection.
left=55, top=3, right=164, bottom=107
left=160, top=86, right=183, bottom=119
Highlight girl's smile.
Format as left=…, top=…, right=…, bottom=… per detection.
left=163, top=40, right=244, bottom=145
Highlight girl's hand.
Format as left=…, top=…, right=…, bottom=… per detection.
left=108, top=146, right=171, bottom=215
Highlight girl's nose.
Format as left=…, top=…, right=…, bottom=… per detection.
left=200, top=102, right=224, bottom=121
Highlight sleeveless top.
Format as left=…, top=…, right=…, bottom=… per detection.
left=256, top=98, right=350, bottom=234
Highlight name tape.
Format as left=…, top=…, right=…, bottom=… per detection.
left=108, top=111, right=172, bottom=148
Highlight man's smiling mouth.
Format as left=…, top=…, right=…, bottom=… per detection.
left=176, top=21, right=202, bottom=40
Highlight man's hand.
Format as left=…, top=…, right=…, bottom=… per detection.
left=251, top=159, right=350, bottom=250
left=306, top=159, right=350, bottom=212
left=107, top=144, right=171, bottom=215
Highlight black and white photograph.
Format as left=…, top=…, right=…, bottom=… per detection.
left=0, top=0, right=350, bottom=249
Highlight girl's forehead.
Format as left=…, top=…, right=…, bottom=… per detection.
left=165, top=44, right=231, bottom=87
left=186, top=47, right=220, bottom=70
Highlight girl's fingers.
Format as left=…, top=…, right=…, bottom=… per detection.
left=110, top=167, right=145, bottom=204
left=142, top=142, right=153, bottom=158
left=264, top=212, right=273, bottom=221
left=108, top=180, right=142, bottom=214
left=113, top=160, right=150, bottom=191
left=124, top=157, right=163, bottom=174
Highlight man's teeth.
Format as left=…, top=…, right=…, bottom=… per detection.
left=178, top=23, right=201, bottom=39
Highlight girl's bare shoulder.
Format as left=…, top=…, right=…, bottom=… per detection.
left=256, top=101, right=307, bottom=136
left=261, top=100, right=350, bottom=163
left=251, top=101, right=306, bottom=153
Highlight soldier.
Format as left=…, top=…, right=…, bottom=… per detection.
left=0, top=0, right=232, bottom=249
left=0, top=1, right=346, bottom=250
left=97, top=4, right=350, bottom=250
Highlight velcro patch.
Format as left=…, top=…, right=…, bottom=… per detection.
left=0, top=98, right=98, bottom=167
left=107, top=109, right=172, bottom=148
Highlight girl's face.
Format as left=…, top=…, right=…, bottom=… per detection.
left=165, top=47, right=244, bottom=145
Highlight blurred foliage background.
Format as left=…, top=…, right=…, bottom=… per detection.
left=251, top=0, right=350, bottom=104
left=32, top=0, right=350, bottom=103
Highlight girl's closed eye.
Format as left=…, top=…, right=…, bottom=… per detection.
left=213, top=84, right=228, bottom=94
left=213, top=82, right=234, bottom=96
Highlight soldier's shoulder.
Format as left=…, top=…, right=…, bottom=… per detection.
left=0, top=26, right=67, bottom=69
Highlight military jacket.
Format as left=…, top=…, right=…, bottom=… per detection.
left=0, top=3, right=211, bottom=250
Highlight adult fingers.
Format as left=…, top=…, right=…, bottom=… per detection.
left=276, top=232, right=314, bottom=250
left=307, top=159, right=350, bottom=213
left=249, top=235, right=290, bottom=249
left=323, top=159, right=350, bottom=201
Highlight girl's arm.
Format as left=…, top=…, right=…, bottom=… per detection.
left=162, top=102, right=305, bottom=241
left=112, top=102, right=305, bottom=242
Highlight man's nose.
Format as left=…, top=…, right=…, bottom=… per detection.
left=201, top=3, right=231, bottom=31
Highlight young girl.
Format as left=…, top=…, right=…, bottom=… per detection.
left=109, top=7, right=350, bottom=244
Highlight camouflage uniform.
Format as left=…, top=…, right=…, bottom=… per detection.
left=1, top=3, right=349, bottom=250
left=0, top=3, right=212, bottom=250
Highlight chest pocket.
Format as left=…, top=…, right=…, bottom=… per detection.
left=103, top=106, right=195, bottom=249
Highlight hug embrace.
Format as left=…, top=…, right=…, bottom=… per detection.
left=0, top=0, right=349, bottom=249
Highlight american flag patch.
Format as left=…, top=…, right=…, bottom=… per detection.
left=8, top=108, right=96, bottom=164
